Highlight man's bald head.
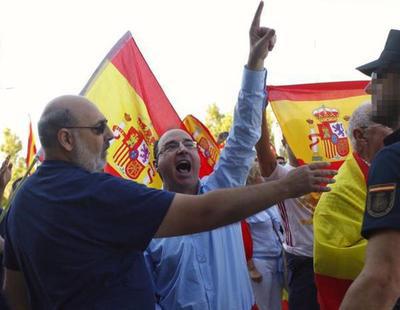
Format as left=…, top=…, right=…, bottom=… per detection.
left=38, top=95, right=97, bottom=149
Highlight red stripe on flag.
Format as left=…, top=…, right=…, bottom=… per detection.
left=267, top=81, right=369, bottom=101
left=26, top=121, right=37, bottom=168
left=315, top=273, right=353, bottom=310
left=109, top=32, right=181, bottom=135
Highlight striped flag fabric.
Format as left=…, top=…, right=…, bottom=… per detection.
left=26, top=118, right=37, bottom=170
left=267, top=81, right=370, bottom=171
left=182, top=114, right=220, bottom=177
left=81, top=31, right=182, bottom=189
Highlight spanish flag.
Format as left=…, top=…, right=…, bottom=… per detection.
left=313, top=152, right=369, bottom=310
left=267, top=81, right=369, bottom=170
left=26, top=118, right=37, bottom=170
left=268, top=81, right=370, bottom=309
left=183, top=114, right=220, bottom=177
left=81, top=32, right=182, bottom=189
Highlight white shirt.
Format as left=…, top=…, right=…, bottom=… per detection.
left=264, top=164, right=315, bottom=257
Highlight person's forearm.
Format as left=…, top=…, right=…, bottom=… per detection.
left=156, top=178, right=289, bottom=237
left=341, top=272, right=399, bottom=309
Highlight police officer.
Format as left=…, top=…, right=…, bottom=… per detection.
left=341, top=29, right=400, bottom=309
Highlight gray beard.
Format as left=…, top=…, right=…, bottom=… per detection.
left=73, top=137, right=106, bottom=173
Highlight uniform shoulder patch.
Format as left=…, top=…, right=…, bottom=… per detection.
left=366, top=183, right=397, bottom=218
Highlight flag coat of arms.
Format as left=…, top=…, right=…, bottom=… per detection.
left=81, top=32, right=182, bottom=188
left=268, top=81, right=370, bottom=170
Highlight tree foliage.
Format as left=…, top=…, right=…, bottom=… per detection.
left=0, top=128, right=26, bottom=204
left=204, top=102, right=277, bottom=146
left=204, top=103, right=233, bottom=139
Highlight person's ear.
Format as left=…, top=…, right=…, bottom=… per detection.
left=58, top=129, right=74, bottom=152
left=353, top=128, right=367, bottom=143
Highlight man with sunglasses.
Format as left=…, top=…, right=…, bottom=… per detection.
left=341, top=30, right=400, bottom=309
left=144, top=2, right=279, bottom=309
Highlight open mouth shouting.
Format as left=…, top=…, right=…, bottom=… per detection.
left=175, top=159, right=192, bottom=176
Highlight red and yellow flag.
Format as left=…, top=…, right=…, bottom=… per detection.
left=267, top=81, right=370, bottom=171
left=26, top=119, right=37, bottom=169
left=183, top=115, right=220, bottom=177
left=81, top=32, right=182, bottom=189
left=313, top=153, right=369, bottom=310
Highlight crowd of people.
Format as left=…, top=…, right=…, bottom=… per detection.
left=0, top=1, right=400, bottom=309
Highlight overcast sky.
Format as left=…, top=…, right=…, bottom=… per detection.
left=0, top=0, right=399, bottom=153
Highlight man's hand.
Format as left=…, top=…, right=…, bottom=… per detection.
left=282, top=162, right=336, bottom=198
left=0, top=155, right=12, bottom=194
left=247, top=1, right=277, bottom=70
left=247, top=259, right=263, bottom=283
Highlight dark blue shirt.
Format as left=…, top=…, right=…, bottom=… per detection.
left=4, top=160, right=174, bottom=309
left=362, top=129, right=400, bottom=238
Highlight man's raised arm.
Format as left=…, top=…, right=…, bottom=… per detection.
left=256, top=109, right=277, bottom=177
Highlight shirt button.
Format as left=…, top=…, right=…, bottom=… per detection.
left=197, top=255, right=206, bottom=263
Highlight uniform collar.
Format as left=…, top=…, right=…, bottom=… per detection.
left=384, top=128, right=400, bottom=146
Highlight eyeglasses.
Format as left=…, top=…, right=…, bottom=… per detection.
left=158, top=139, right=197, bottom=155
left=64, top=119, right=108, bottom=135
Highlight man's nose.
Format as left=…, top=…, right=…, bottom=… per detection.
left=176, top=141, right=189, bottom=153
left=104, top=125, right=114, bottom=142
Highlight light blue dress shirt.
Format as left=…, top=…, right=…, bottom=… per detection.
left=246, top=207, right=283, bottom=259
left=145, top=67, right=267, bottom=310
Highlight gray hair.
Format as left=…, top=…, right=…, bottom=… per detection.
left=38, top=108, right=76, bottom=149
left=348, top=102, right=373, bottom=150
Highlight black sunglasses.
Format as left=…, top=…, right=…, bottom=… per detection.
left=64, top=119, right=108, bottom=135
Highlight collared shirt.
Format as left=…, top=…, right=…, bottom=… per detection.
left=145, top=67, right=267, bottom=310
left=4, top=161, right=174, bottom=310
left=362, top=128, right=400, bottom=238
left=246, top=207, right=283, bottom=259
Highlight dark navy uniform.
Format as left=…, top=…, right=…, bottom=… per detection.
left=362, top=129, right=400, bottom=238
left=361, top=129, right=400, bottom=309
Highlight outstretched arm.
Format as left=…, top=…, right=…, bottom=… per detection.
left=156, top=162, right=336, bottom=237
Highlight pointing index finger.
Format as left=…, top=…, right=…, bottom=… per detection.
left=251, top=1, right=264, bottom=29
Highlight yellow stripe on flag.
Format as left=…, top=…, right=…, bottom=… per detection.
left=85, top=61, right=162, bottom=188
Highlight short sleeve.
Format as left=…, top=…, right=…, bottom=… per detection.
left=85, top=173, right=175, bottom=250
left=3, top=214, right=20, bottom=270
left=264, top=164, right=291, bottom=182
left=362, top=145, right=400, bottom=238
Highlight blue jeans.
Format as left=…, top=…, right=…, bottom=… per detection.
left=285, top=251, right=319, bottom=310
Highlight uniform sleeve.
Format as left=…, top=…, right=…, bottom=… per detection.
left=86, top=173, right=175, bottom=251
left=202, top=67, right=267, bottom=191
left=361, top=145, right=400, bottom=238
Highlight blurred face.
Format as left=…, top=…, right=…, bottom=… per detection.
left=156, top=129, right=200, bottom=194
left=69, top=102, right=114, bottom=172
left=365, top=72, right=400, bottom=129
